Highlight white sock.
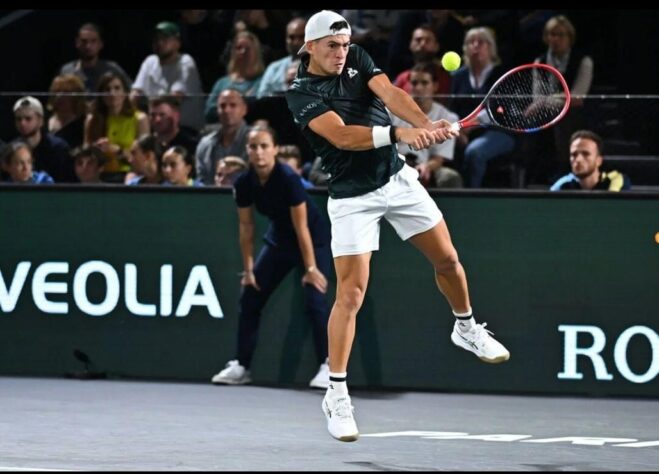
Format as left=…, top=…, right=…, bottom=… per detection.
left=453, top=308, right=475, bottom=333
left=327, top=371, right=348, bottom=399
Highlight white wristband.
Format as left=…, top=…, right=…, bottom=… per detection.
left=372, top=126, right=392, bottom=148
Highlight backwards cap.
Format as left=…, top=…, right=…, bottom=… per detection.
left=298, top=10, right=351, bottom=55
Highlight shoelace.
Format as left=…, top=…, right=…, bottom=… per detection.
left=471, top=323, right=495, bottom=346
left=333, top=397, right=355, bottom=420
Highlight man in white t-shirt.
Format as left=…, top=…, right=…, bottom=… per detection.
left=131, top=21, right=204, bottom=133
left=390, top=61, right=462, bottom=188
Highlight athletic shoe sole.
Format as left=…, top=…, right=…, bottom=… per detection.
left=322, top=399, right=359, bottom=442
left=451, top=332, right=510, bottom=364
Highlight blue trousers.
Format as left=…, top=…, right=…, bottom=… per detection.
left=237, top=242, right=331, bottom=369
left=463, top=130, right=516, bottom=188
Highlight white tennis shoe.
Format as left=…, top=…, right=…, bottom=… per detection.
left=451, top=321, right=510, bottom=363
left=322, top=393, right=359, bottom=442
left=309, top=358, right=330, bottom=389
left=211, top=359, right=252, bottom=385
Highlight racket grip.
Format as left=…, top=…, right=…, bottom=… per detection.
left=449, top=122, right=461, bottom=133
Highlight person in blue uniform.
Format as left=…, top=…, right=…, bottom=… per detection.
left=211, top=125, right=331, bottom=389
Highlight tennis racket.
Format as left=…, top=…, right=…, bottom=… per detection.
left=449, top=63, right=571, bottom=134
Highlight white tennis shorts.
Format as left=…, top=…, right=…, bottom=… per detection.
left=327, top=163, right=443, bottom=257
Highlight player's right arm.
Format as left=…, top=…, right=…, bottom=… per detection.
left=308, top=110, right=437, bottom=152
left=237, top=206, right=260, bottom=290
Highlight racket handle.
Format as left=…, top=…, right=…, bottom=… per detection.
left=449, top=122, right=461, bottom=133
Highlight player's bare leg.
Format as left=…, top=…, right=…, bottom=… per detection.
left=322, top=252, right=371, bottom=442
left=409, top=219, right=510, bottom=363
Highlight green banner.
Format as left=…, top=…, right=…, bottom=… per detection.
left=1, top=187, right=657, bottom=396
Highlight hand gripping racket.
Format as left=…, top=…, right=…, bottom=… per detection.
left=449, top=63, right=571, bottom=134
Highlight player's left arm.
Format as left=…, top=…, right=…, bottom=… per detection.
left=368, top=74, right=456, bottom=140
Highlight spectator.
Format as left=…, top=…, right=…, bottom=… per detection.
left=85, top=72, right=150, bottom=182
left=529, top=15, right=594, bottom=184
left=73, top=145, right=105, bottom=184
left=392, top=25, right=452, bottom=102
left=205, top=31, right=265, bottom=123
left=210, top=126, right=330, bottom=389
left=1, top=141, right=53, bottom=184
left=214, top=155, right=247, bottom=187
left=387, top=10, right=465, bottom=78
left=47, top=74, right=88, bottom=150
left=550, top=130, right=631, bottom=191
left=149, top=96, right=198, bottom=157
left=277, top=144, right=313, bottom=189
left=341, top=10, right=398, bottom=69
left=131, top=21, right=205, bottom=133
left=161, top=145, right=203, bottom=187
left=126, top=134, right=163, bottom=185
left=308, top=156, right=330, bottom=187
left=12, top=96, right=73, bottom=183
left=196, top=89, right=251, bottom=185
left=390, top=62, right=462, bottom=188
left=449, top=27, right=515, bottom=188
left=233, top=10, right=291, bottom=64
left=256, top=17, right=306, bottom=98
left=178, top=10, right=237, bottom=91
left=59, top=22, right=132, bottom=96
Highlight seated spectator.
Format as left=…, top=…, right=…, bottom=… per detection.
left=205, top=31, right=265, bottom=123
left=390, top=62, right=462, bottom=188
left=232, top=10, right=291, bottom=65
left=449, top=27, right=515, bottom=188
left=550, top=130, right=631, bottom=191
left=126, top=134, right=163, bottom=185
left=2, top=141, right=54, bottom=184
left=59, top=22, right=132, bottom=96
left=277, top=144, right=313, bottom=189
left=256, top=17, right=306, bottom=98
left=393, top=25, right=452, bottom=103
left=73, top=146, right=105, bottom=183
left=47, top=74, right=88, bottom=150
left=12, top=96, right=73, bottom=183
left=196, top=89, right=251, bottom=185
left=149, top=96, right=199, bottom=157
left=528, top=15, right=594, bottom=185
left=85, top=72, right=150, bottom=182
left=178, top=10, right=236, bottom=91
left=161, top=145, right=203, bottom=187
left=341, top=10, right=398, bottom=70
left=131, top=21, right=205, bottom=133
left=214, top=156, right=247, bottom=187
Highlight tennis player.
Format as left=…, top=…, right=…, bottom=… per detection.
left=286, top=10, right=510, bottom=442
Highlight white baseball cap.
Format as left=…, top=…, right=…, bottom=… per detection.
left=13, top=96, right=44, bottom=117
left=298, top=10, right=351, bottom=55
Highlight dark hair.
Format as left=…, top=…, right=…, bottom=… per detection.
left=277, top=144, right=302, bottom=167
left=150, top=95, right=181, bottom=110
left=136, top=134, right=163, bottom=163
left=73, top=145, right=106, bottom=166
left=410, top=61, right=439, bottom=82
left=163, top=145, right=195, bottom=177
left=570, top=130, right=603, bottom=155
left=248, top=125, right=279, bottom=146
left=79, top=22, right=103, bottom=40
left=87, top=72, right=135, bottom=143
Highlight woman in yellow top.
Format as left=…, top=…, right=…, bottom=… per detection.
left=84, top=72, right=149, bottom=182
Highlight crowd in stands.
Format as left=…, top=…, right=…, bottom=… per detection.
left=0, top=9, right=635, bottom=191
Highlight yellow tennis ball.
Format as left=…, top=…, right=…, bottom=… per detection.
left=441, top=51, right=461, bottom=72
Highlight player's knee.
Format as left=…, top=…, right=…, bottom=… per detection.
left=336, top=286, right=366, bottom=314
left=434, top=252, right=460, bottom=275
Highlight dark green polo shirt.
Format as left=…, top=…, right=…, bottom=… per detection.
left=285, top=44, right=403, bottom=198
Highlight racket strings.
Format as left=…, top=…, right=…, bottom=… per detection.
left=486, top=68, right=568, bottom=132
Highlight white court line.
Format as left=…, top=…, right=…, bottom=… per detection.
left=0, top=468, right=76, bottom=472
